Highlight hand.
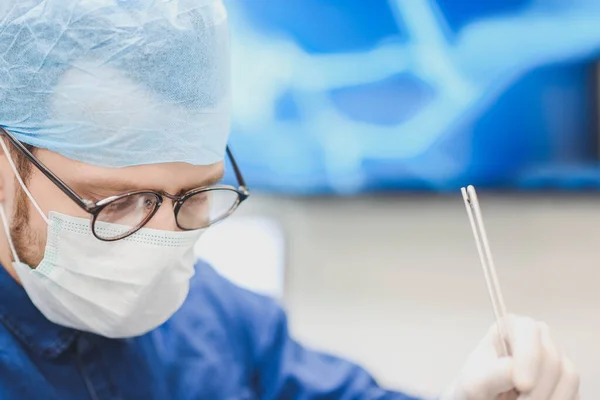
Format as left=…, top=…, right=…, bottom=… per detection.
left=442, top=315, right=579, bottom=400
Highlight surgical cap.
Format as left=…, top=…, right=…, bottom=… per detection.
left=0, top=0, right=230, bottom=167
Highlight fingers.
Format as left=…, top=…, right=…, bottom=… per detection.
left=459, top=357, right=515, bottom=400
left=451, top=316, right=580, bottom=400
left=518, top=323, right=561, bottom=400
left=499, top=391, right=519, bottom=400
left=505, top=318, right=580, bottom=400
left=507, top=316, right=543, bottom=393
left=548, top=356, right=580, bottom=400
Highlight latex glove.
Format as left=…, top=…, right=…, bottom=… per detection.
left=442, top=316, right=579, bottom=400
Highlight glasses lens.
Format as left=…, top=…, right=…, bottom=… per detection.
left=177, top=188, right=240, bottom=230
left=93, top=192, right=161, bottom=240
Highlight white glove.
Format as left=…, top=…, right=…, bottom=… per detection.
left=442, top=315, right=579, bottom=400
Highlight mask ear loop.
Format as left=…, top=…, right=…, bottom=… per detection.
left=0, top=138, right=49, bottom=225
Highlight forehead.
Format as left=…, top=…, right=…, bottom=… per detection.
left=34, top=147, right=225, bottom=193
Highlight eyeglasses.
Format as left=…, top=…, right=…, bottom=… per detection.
left=0, top=128, right=249, bottom=242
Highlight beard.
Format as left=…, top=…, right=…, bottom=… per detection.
left=10, top=186, right=44, bottom=268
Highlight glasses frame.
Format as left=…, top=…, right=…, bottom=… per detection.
left=0, top=127, right=250, bottom=242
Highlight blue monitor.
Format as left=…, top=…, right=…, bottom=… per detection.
left=224, top=0, right=600, bottom=194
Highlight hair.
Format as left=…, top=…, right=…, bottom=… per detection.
left=6, top=141, right=39, bottom=267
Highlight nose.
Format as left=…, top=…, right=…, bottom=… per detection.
left=143, top=199, right=180, bottom=231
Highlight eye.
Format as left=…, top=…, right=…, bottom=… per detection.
left=105, top=196, right=136, bottom=212
left=185, top=192, right=209, bottom=204
left=143, top=197, right=156, bottom=210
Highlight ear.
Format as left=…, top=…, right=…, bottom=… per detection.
left=0, top=139, right=7, bottom=203
left=0, top=135, right=18, bottom=205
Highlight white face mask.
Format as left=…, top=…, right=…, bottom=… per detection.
left=0, top=143, right=204, bottom=338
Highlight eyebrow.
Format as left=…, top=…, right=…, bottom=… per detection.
left=80, top=169, right=226, bottom=198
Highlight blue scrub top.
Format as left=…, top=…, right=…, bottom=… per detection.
left=0, top=261, right=422, bottom=400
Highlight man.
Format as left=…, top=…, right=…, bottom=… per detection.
left=0, top=1, right=579, bottom=399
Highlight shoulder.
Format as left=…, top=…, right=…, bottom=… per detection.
left=184, top=259, right=268, bottom=318
left=184, top=259, right=281, bottom=321
left=154, top=260, right=279, bottom=353
left=0, top=326, right=42, bottom=397
left=137, top=262, right=255, bottom=397
left=0, top=322, right=26, bottom=365
left=160, top=260, right=243, bottom=329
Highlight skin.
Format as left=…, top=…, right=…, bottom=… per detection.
left=0, top=141, right=224, bottom=283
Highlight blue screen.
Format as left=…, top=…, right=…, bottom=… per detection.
left=224, top=0, right=600, bottom=194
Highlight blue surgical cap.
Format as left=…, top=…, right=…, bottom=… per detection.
left=0, top=0, right=230, bottom=167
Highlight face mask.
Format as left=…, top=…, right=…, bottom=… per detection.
left=0, top=147, right=204, bottom=338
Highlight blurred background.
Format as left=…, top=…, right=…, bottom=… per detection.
left=196, top=0, right=600, bottom=398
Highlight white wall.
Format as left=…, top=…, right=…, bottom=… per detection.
left=198, top=194, right=600, bottom=399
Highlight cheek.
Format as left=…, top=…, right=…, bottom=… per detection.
left=28, top=170, right=89, bottom=220
left=28, top=171, right=89, bottom=220
left=0, top=157, right=16, bottom=212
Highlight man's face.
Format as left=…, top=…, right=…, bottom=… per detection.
left=0, top=145, right=224, bottom=279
